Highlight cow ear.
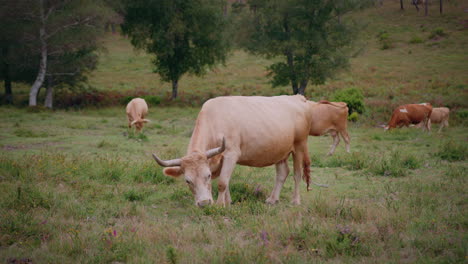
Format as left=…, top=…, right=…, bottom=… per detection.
left=163, top=167, right=183, bottom=178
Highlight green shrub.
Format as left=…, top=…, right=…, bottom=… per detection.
left=332, top=87, right=365, bottom=114
left=409, top=36, right=424, bottom=44
left=166, top=246, right=177, bottom=264
left=348, top=112, right=359, bottom=122
left=436, top=140, right=466, bottom=161
left=377, top=30, right=393, bottom=50
left=456, top=109, right=468, bottom=119
left=142, top=95, right=161, bottom=106
left=429, top=27, right=447, bottom=39
left=122, top=95, right=161, bottom=107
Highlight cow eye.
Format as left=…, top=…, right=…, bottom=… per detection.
left=207, top=173, right=211, bottom=179
left=185, top=180, right=192, bottom=185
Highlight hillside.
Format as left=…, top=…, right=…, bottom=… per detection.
left=84, top=1, right=467, bottom=118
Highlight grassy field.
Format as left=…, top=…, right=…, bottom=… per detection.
left=0, top=106, right=467, bottom=263
left=1, top=1, right=467, bottom=263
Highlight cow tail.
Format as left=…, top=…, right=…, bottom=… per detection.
left=303, top=160, right=311, bottom=191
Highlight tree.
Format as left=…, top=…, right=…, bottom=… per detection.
left=243, top=0, right=368, bottom=95
left=0, top=0, right=34, bottom=104
left=24, top=0, right=110, bottom=107
left=122, top=0, right=230, bottom=99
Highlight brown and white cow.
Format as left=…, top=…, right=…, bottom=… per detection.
left=415, top=107, right=450, bottom=133
left=308, top=100, right=351, bottom=155
left=385, top=103, right=433, bottom=131
left=152, top=95, right=313, bottom=207
left=126, top=98, right=149, bottom=132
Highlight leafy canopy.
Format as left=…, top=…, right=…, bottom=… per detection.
left=244, top=0, right=368, bottom=94
left=122, top=0, right=230, bottom=85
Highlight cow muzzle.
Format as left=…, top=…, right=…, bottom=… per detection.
left=197, top=199, right=213, bottom=208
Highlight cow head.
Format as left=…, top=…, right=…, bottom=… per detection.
left=131, top=119, right=150, bottom=131
left=152, top=138, right=225, bottom=207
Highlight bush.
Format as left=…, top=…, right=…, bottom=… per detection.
left=332, top=87, right=365, bottom=114
left=409, top=36, right=424, bottom=44
left=429, top=27, right=447, bottom=39
left=348, top=112, right=359, bottom=122
left=377, top=30, right=393, bottom=50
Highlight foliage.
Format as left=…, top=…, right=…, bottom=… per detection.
left=331, top=87, right=365, bottom=114
left=409, top=36, right=424, bottom=44
left=429, top=27, right=447, bottom=39
left=348, top=112, right=359, bottom=122
left=122, top=0, right=230, bottom=99
left=377, top=30, right=393, bottom=50
left=242, top=0, right=369, bottom=95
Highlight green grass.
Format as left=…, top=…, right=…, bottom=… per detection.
left=0, top=107, right=466, bottom=263
left=1, top=2, right=467, bottom=263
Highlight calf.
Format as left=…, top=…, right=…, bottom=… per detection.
left=308, top=100, right=350, bottom=155
left=126, top=98, right=149, bottom=132
left=385, top=103, right=432, bottom=131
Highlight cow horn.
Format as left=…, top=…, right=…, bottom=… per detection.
left=152, top=154, right=182, bottom=167
left=206, top=137, right=226, bottom=159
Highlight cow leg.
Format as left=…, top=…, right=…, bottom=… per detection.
left=216, top=153, right=238, bottom=207
left=292, top=143, right=309, bottom=205
left=340, top=130, right=351, bottom=153
left=327, top=131, right=340, bottom=156
left=265, top=159, right=289, bottom=204
left=425, top=118, right=431, bottom=132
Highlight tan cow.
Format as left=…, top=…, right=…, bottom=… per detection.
left=126, top=98, right=149, bottom=132
left=308, top=100, right=350, bottom=155
left=415, top=107, right=450, bottom=133
left=385, top=103, right=432, bottom=131
left=152, top=95, right=313, bottom=207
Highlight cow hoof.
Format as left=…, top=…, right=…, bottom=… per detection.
left=265, top=197, right=278, bottom=205
left=291, top=199, right=301, bottom=205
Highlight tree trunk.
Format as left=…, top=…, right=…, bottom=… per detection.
left=29, top=0, right=47, bottom=107
left=285, top=51, right=298, bottom=94
left=171, top=79, right=178, bottom=99
left=425, top=0, right=428, bottom=16
left=44, top=76, right=53, bottom=108
left=297, top=79, right=308, bottom=96
left=400, top=0, right=404, bottom=10
left=2, top=47, right=12, bottom=104
left=440, top=0, right=442, bottom=14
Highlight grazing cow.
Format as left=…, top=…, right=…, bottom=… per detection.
left=415, top=107, right=450, bottom=133
left=308, top=100, right=351, bottom=155
left=385, top=103, right=433, bottom=131
left=152, top=95, right=313, bottom=207
left=126, top=98, right=149, bottom=132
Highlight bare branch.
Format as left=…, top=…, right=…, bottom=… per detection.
left=45, top=16, right=95, bottom=39
left=46, top=70, right=80, bottom=76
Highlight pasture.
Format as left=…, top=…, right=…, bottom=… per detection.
left=1, top=1, right=468, bottom=263
left=0, top=106, right=466, bottom=263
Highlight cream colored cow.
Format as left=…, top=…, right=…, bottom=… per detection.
left=308, top=100, right=351, bottom=155
left=126, top=98, right=149, bottom=132
left=416, top=107, right=450, bottom=133
left=152, top=95, right=313, bottom=207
